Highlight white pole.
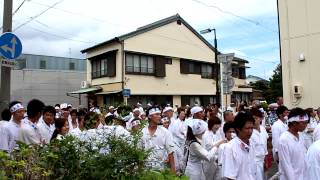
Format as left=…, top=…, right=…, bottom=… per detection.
left=220, top=60, right=224, bottom=123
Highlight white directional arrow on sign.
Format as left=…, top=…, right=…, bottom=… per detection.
left=0, top=37, right=18, bottom=58
left=10, top=37, right=17, bottom=58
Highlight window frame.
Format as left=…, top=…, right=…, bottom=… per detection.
left=69, top=62, right=75, bottom=70
left=125, top=53, right=155, bottom=75
left=201, top=63, right=213, bottom=79
left=40, top=60, right=46, bottom=69
left=91, top=58, right=109, bottom=79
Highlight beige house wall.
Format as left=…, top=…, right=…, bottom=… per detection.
left=124, top=22, right=215, bottom=63
left=82, top=16, right=251, bottom=107
left=278, top=0, right=320, bottom=109
left=85, top=42, right=123, bottom=86
left=124, top=58, right=216, bottom=95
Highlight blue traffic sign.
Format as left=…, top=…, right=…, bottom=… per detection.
left=122, top=89, right=131, bottom=97
left=0, top=32, right=22, bottom=60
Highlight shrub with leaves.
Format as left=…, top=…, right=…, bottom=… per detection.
left=0, top=130, right=188, bottom=180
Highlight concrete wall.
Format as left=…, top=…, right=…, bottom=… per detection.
left=124, top=58, right=216, bottom=95
left=124, top=21, right=215, bottom=63
left=11, top=69, right=87, bottom=107
left=278, top=0, right=320, bottom=108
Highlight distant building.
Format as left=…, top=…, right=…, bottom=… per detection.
left=80, top=14, right=252, bottom=107
left=11, top=54, right=87, bottom=107
left=278, top=0, right=319, bottom=108
left=246, top=75, right=268, bottom=85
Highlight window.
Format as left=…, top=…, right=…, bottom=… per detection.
left=232, top=65, right=239, bottom=78
left=239, top=67, right=246, bottom=79
left=180, top=59, right=210, bottom=76
left=126, top=53, right=154, bottom=74
left=40, top=60, right=46, bottom=69
left=92, top=59, right=108, bottom=78
left=201, top=64, right=213, bottom=78
left=69, top=62, right=75, bottom=70
left=16, top=59, right=26, bottom=69
left=91, top=51, right=116, bottom=79
left=189, top=62, right=195, bottom=73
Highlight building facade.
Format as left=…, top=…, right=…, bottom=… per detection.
left=278, top=0, right=320, bottom=108
left=11, top=54, right=87, bottom=107
left=81, top=14, right=251, bottom=107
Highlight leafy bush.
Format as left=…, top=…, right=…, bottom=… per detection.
left=0, top=130, right=188, bottom=180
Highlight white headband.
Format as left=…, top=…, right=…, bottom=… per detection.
left=288, top=115, right=309, bottom=122
left=148, top=108, right=161, bottom=117
left=10, top=103, right=24, bottom=113
left=161, top=117, right=170, bottom=123
left=131, top=120, right=141, bottom=127
left=163, top=107, right=173, bottom=113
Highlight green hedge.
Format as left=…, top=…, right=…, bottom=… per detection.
left=0, top=131, right=188, bottom=180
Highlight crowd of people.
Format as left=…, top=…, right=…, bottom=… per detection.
left=1, top=97, right=320, bottom=180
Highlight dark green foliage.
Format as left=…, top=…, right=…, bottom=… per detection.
left=250, top=64, right=283, bottom=103
left=0, top=133, right=187, bottom=180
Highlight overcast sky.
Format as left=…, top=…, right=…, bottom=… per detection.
left=0, top=0, right=280, bottom=79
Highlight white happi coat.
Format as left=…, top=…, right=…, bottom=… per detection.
left=272, top=119, right=288, bottom=159
left=222, top=137, right=256, bottom=180
left=202, top=130, right=219, bottom=180
left=250, top=126, right=269, bottom=180
left=141, top=126, right=176, bottom=170
left=185, top=138, right=218, bottom=180
left=306, top=140, right=320, bottom=180
left=278, top=131, right=307, bottom=180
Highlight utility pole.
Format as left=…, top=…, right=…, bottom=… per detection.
left=200, top=28, right=220, bottom=104
left=0, top=0, right=13, bottom=119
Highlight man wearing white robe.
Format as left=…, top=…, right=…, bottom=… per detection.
left=140, top=108, right=176, bottom=172
left=38, top=106, right=56, bottom=144
left=222, top=112, right=256, bottom=180
left=271, top=105, right=289, bottom=161
left=278, top=108, right=308, bottom=180
left=306, top=139, right=320, bottom=180
left=0, top=102, right=25, bottom=152
left=19, top=99, right=45, bottom=145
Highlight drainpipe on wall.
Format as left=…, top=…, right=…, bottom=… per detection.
left=120, top=40, right=127, bottom=105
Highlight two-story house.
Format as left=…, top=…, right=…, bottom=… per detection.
left=81, top=14, right=251, bottom=107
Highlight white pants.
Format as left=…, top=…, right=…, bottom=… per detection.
left=255, top=160, right=265, bottom=180
left=185, top=163, right=205, bottom=180
left=203, top=159, right=217, bottom=180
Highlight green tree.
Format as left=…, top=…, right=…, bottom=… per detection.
left=249, top=64, right=283, bottom=103
left=268, top=64, right=283, bottom=102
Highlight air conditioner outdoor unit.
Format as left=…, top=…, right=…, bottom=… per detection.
left=81, top=81, right=89, bottom=89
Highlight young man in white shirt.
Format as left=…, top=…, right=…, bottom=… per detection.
left=38, top=106, right=55, bottom=144
left=168, top=108, right=187, bottom=174
left=271, top=105, right=289, bottom=161
left=0, top=101, right=25, bottom=152
left=222, top=112, right=256, bottom=180
left=216, top=110, right=234, bottom=141
left=217, top=122, right=236, bottom=180
left=19, top=99, right=45, bottom=145
left=185, top=106, right=205, bottom=127
left=250, top=108, right=269, bottom=180
left=306, top=139, right=320, bottom=180
left=163, top=106, right=175, bottom=128
left=140, top=108, right=176, bottom=173
left=278, top=107, right=308, bottom=180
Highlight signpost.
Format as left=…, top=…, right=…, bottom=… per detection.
left=122, top=89, right=131, bottom=105
left=218, top=53, right=235, bottom=122
left=0, top=32, right=22, bottom=118
left=0, top=32, right=23, bottom=59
